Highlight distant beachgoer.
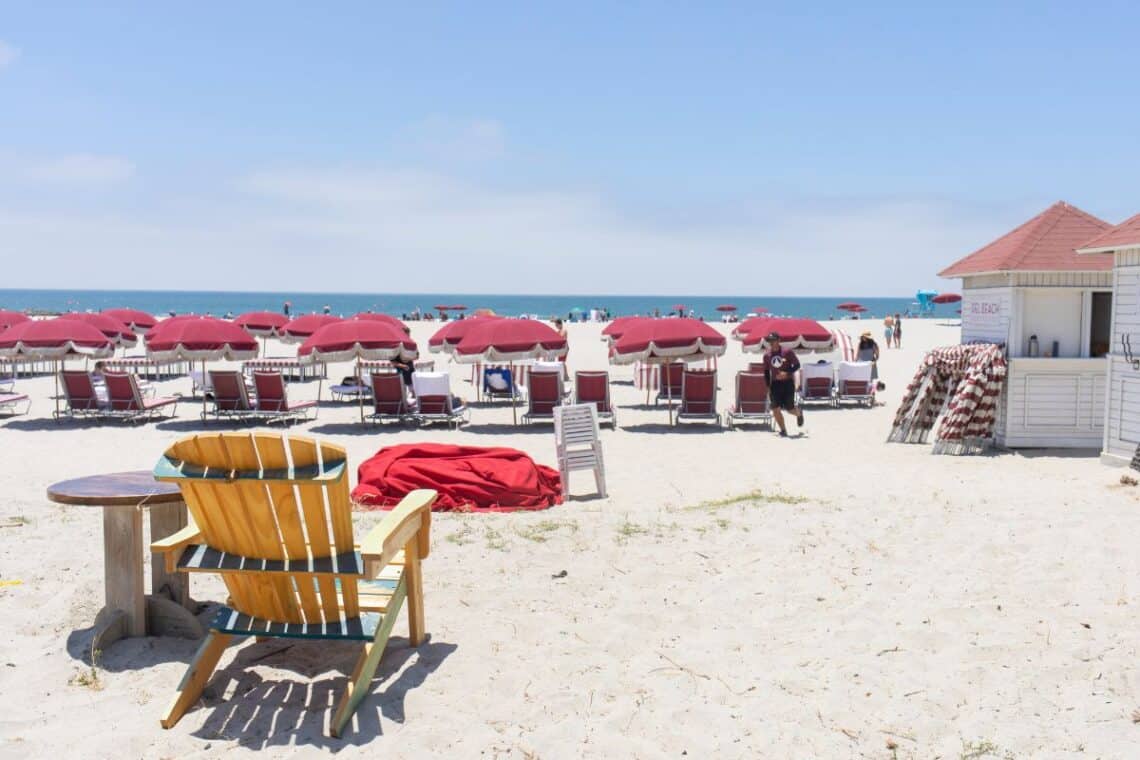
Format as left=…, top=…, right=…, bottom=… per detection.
left=283, top=301, right=291, bottom=317
left=857, top=331, right=880, bottom=380
left=762, top=332, right=803, bottom=437
left=892, top=313, right=902, bottom=348
left=323, top=305, right=331, bottom=315
left=553, top=318, right=567, bottom=340
left=883, top=315, right=894, bottom=347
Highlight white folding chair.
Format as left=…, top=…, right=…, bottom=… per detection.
left=553, top=403, right=607, bottom=499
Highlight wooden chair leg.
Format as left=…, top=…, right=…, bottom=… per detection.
left=404, top=540, right=425, bottom=646
left=330, top=576, right=407, bottom=738
left=161, top=631, right=232, bottom=729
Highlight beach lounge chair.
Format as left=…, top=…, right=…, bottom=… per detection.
left=150, top=432, right=438, bottom=737
left=482, top=367, right=518, bottom=402
left=206, top=370, right=255, bottom=421
left=573, top=371, right=616, bottom=428
left=104, top=372, right=179, bottom=422
left=413, top=371, right=469, bottom=429
left=726, top=371, right=772, bottom=429
left=522, top=371, right=563, bottom=424
left=798, top=361, right=836, bottom=407
left=655, top=362, right=685, bottom=404
left=836, top=361, right=876, bottom=407
left=676, top=369, right=720, bottom=426
left=554, top=404, right=606, bottom=498
left=252, top=371, right=317, bottom=424
left=330, top=375, right=372, bottom=403
left=58, top=370, right=106, bottom=419
left=368, top=372, right=413, bottom=424
left=0, top=391, right=30, bottom=416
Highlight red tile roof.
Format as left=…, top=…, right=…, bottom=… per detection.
left=1076, top=211, right=1140, bottom=254
left=939, top=201, right=1113, bottom=278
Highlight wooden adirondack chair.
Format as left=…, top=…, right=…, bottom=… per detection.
left=150, top=432, right=437, bottom=737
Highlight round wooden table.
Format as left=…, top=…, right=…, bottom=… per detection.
left=47, top=471, right=204, bottom=652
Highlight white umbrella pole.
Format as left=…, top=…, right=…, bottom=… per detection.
left=202, top=359, right=208, bottom=421
left=358, top=358, right=365, bottom=423
left=511, top=361, right=518, bottom=425
left=54, top=359, right=61, bottom=419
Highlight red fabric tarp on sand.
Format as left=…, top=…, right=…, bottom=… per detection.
left=352, top=443, right=563, bottom=512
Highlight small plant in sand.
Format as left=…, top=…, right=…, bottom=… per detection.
left=682, top=489, right=809, bottom=512
left=614, top=517, right=648, bottom=544
left=515, top=519, right=578, bottom=543
left=445, top=523, right=476, bottom=546
left=483, top=525, right=508, bottom=551
left=70, top=649, right=104, bottom=691
left=959, top=739, right=1014, bottom=760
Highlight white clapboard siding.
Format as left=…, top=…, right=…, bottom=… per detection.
left=1001, top=359, right=1106, bottom=448
left=961, top=287, right=1012, bottom=345
left=1102, top=259, right=1140, bottom=462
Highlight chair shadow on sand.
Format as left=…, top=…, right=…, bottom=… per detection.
left=188, top=636, right=456, bottom=750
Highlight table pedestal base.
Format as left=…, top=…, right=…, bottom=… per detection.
left=91, top=595, right=205, bottom=654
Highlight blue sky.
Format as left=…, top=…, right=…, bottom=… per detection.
left=2, top=2, right=1138, bottom=295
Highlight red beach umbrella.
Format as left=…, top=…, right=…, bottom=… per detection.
left=143, top=314, right=205, bottom=342
left=751, top=306, right=770, bottom=314
left=0, top=317, right=115, bottom=358
left=736, top=317, right=834, bottom=353
left=234, top=311, right=290, bottom=337
left=101, top=308, right=157, bottom=333
left=453, top=318, right=567, bottom=424
left=428, top=315, right=500, bottom=354
left=280, top=314, right=343, bottom=343
left=58, top=312, right=137, bottom=346
left=671, top=304, right=687, bottom=313
left=298, top=320, right=417, bottom=364
left=147, top=317, right=260, bottom=418
left=836, top=302, right=864, bottom=312
left=932, top=293, right=962, bottom=304
left=146, top=317, right=258, bottom=361
left=299, top=321, right=418, bottom=422
left=0, top=317, right=116, bottom=417
left=610, top=318, right=726, bottom=365
left=453, top=318, right=567, bottom=363
left=350, top=312, right=408, bottom=331
left=0, top=310, right=32, bottom=331
left=715, top=304, right=737, bottom=312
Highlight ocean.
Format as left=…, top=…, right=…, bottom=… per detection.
left=0, top=289, right=958, bottom=321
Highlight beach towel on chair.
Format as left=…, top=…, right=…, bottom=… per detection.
left=353, top=443, right=563, bottom=512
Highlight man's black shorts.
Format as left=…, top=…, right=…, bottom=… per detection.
left=770, top=380, right=796, bottom=411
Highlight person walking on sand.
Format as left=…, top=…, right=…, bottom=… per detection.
left=762, top=331, right=804, bottom=437
left=883, top=315, right=894, bottom=348
left=892, top=313, right=902, bottom=348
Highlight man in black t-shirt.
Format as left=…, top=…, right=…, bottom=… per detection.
left=762, top=332, right=805, bottom=437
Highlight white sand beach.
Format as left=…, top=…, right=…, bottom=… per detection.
left=1, top=318, right=1138, bottom=759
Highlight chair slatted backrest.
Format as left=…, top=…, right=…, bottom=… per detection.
left=528, top=371, right=562, bottom=416
left=104, top=371, right=142, bottom=411
left=838, top=361, right=872, bottom=395
left=736, top=372, right=769, bottom=413
left=209, top=370, right=251, bottom=412
left=554, top=403, right=600, bottom=458
left=62, top=370, right=100, bottom=410
left=155, top=433, right=360, bottom=624
left=370, top=372, right=408, bottom=415
left=253, top=371, right=288, bottom=412
left=574, top=371, right=611, bottom=413
left=681, top=369, right=717, bottom=413
left=661, top=363, right=684, bottom=396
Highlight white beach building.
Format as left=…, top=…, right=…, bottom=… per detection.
left=1076, top=212, right=1140, bottom=465
left=939, top=201, right=1114, bottom=449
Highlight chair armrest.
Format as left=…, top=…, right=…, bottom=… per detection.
left=151, top=525, right=202, bottom=574
left=359, top=489, right=437, bottom=577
